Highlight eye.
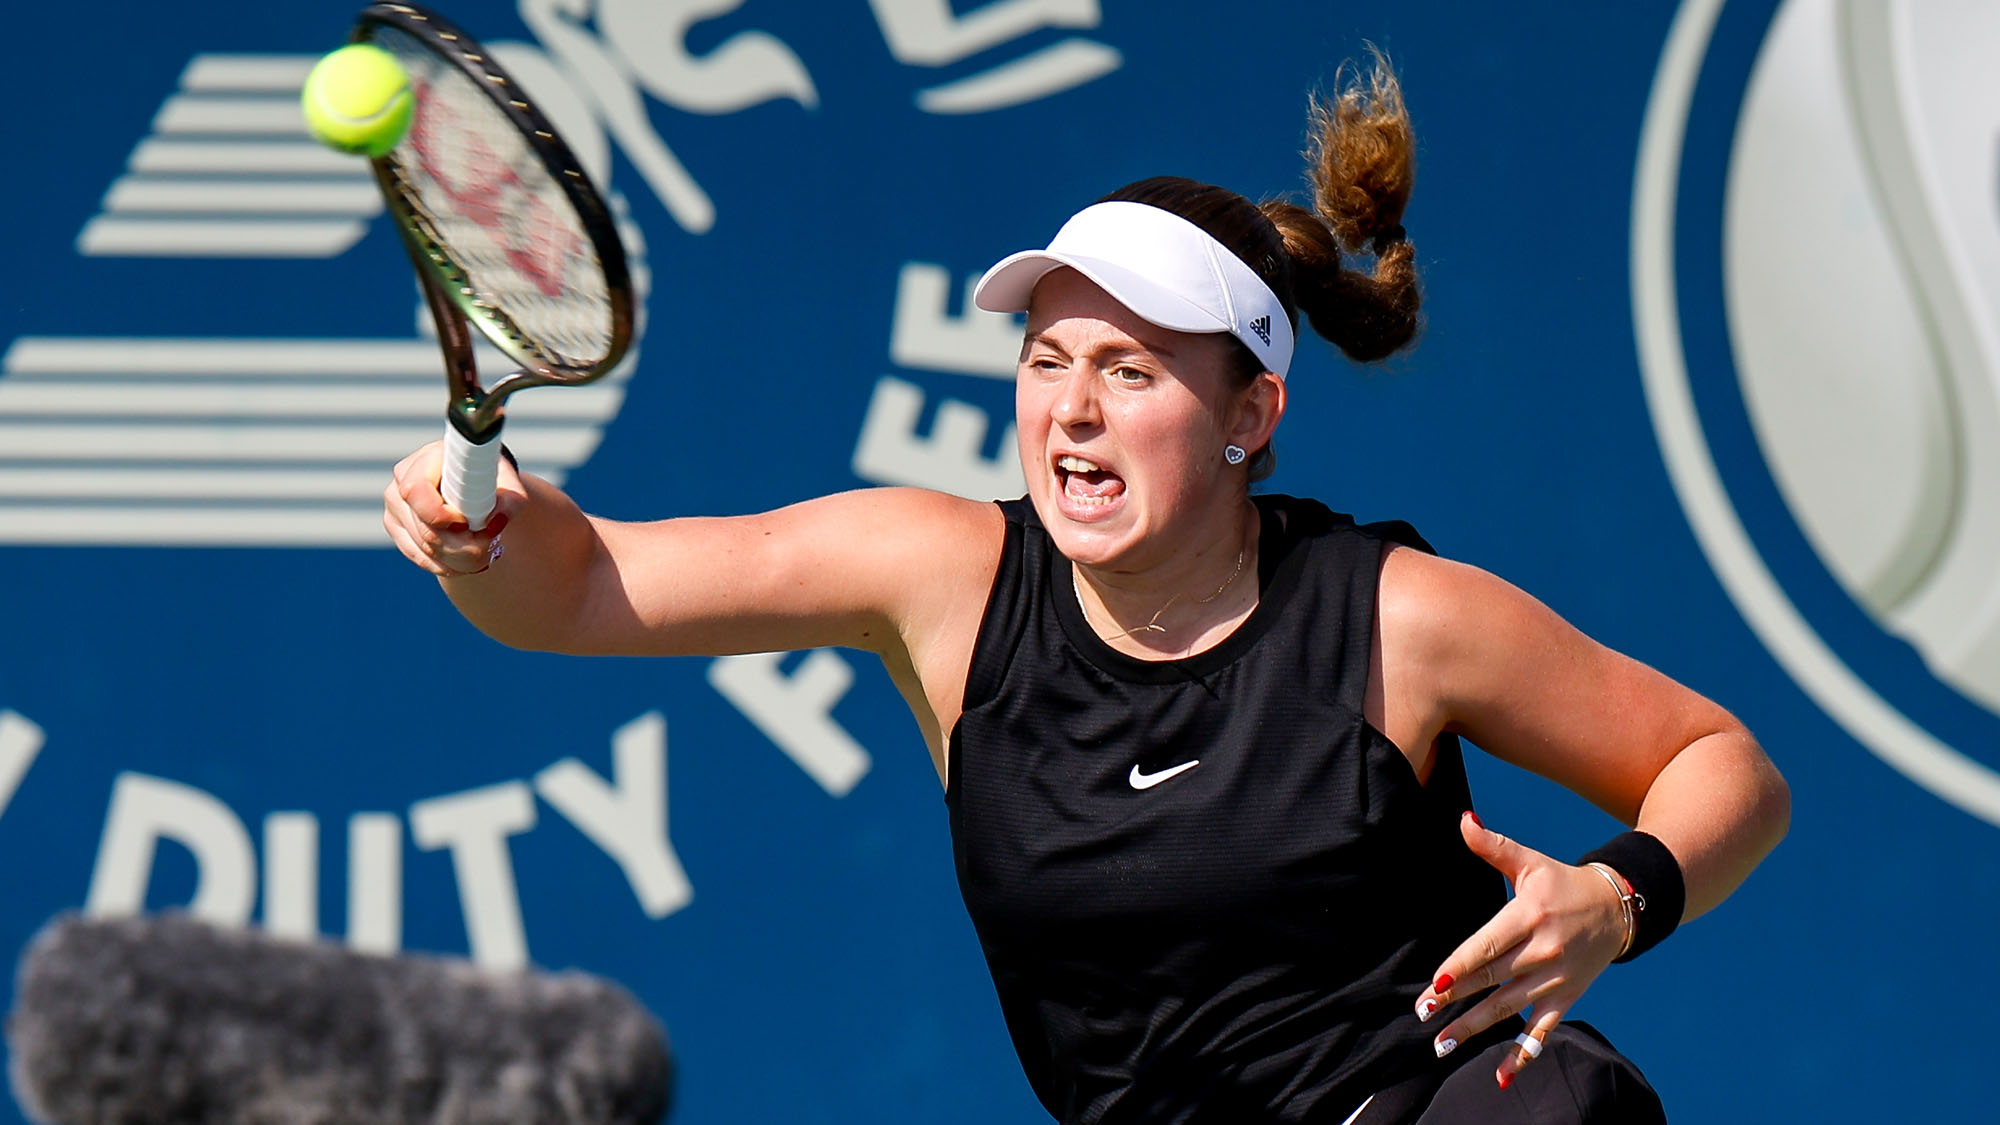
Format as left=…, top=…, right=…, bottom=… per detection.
left=1110, top=365, right=1151, bottom=386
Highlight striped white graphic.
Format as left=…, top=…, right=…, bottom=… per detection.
left=78, top=55, right=382, bottom=258
left=0, top=338, right=633, bottom=547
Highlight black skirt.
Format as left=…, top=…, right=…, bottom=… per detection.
left=1355, top=1021, right=1667, bottom=1124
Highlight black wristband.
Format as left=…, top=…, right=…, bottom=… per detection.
left=1577, top=831, right=1684, bottom=962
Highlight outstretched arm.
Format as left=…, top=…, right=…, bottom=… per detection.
left=381, top=441, right=1002, bottom=661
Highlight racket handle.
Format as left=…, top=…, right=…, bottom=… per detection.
left=442, top=422, right=504, bottom=532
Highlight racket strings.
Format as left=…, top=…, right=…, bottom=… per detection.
left=369, top=27, right=615, bottom=373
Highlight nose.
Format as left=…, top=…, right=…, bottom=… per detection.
left=1051, top=365, right=1100, bottom=431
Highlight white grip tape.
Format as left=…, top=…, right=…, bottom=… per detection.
left=441, top=423, right=503, bottom=532
left=1512, top=1033, right=1543, bottom=1059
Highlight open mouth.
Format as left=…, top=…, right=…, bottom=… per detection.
left=1055, top=453, right=1126, bottom=508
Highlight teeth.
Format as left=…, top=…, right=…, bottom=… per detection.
left=1057, top=455, right=1103, bottom=473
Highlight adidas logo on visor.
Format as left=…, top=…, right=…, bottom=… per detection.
left=1249, top=315, right=1271, bottom=345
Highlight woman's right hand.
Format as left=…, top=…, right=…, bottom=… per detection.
left=381, top=440, right=525, bottom=577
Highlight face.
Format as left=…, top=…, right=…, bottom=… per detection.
left=1016, top=268, right=1283, bottom=571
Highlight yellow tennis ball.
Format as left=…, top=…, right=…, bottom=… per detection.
left=301, top=44, right=414, bottom=158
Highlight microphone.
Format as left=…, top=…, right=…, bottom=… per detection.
left=7, top=913, right=673, bottom=1124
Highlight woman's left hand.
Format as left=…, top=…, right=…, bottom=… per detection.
left=1414, top=811, right=1631, bottom=1089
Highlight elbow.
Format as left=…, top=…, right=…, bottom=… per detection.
left=1760, top=755, right=1792, bottom=853
left=1722, top=723, right=1791, bottom=858
left=483, top=626, right=571, bottom=655
left=454, top=607, right=572, bottom=654
left=1676, top=723, right=1791, bottom=860
left=438, top=580, right=593, bottom=655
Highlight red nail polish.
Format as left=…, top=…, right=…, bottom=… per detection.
left=1464, top=810, right=1484, bottom=829
left=1498, top=1071, right=1514, bottom=1091
left=1433, top=973, right=1454, bottom=993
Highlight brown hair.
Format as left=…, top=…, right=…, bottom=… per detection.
left=1096, top=49, right=1420, bottom=479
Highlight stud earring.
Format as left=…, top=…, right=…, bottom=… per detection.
left=1224, top=444, right=1247, bottom=466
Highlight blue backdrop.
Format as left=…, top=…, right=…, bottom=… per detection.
left=3, top=1, right=1994, bottom=1121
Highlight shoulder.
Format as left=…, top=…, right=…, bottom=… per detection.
left=844, top=486, right=1008, bottom=591
left=1377, top=546, right=1542, bottom=656
left=898, top=488, right=1010, bottom=566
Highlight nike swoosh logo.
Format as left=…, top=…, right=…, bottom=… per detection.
left=1129, top=760, right=1200, bottom=790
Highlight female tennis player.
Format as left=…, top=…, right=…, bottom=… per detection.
left=383, top=56, right=1788, bottom=1124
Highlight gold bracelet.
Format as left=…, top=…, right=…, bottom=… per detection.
left=1586, top=862, right=1639, bottom=960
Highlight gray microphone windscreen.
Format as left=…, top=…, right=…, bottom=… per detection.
left=7, top=913, right=672, bottom=1125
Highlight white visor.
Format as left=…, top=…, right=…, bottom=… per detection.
left=973, top=200, right=1295, bottom=379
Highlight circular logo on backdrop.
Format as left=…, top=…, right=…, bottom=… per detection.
left=1635, top=0, right=2000, bottom=825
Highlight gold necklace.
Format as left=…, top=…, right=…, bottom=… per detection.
left=1072, top=548, right=1247, bottom=640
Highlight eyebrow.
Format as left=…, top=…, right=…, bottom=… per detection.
left=1023, top=331, right=1178, bottom=361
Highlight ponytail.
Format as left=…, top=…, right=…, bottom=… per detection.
left=1262, top=47, right=1421, bottom=363
left=1087, top=53, right=1423, bottom=481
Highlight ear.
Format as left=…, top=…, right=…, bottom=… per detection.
left=1226, top=372, right=1287, bottom=458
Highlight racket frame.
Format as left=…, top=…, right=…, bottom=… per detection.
left=354, top=2, right=634, bottom=525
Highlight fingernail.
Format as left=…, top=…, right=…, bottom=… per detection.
left=1417, top=997, right=1438, bottom=1022
left=1464, top=810, right=1483, bottom=829
left=1435, top=1037, right=1458, bottom=1058
left=1433, top=973, right=1454, bottom=993
left=1497, top=1070, right=1514, bottom=1090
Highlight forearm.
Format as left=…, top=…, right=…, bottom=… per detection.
left=439, top=472, right=609, bottom=652
left=1630, top=728, right=1790, bottom=922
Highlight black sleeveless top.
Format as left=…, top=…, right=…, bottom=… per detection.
left=947, top=495, right=1509, bottom=1124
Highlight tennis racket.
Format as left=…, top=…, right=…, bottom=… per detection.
left=355, top=1, right=633, bottom=530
